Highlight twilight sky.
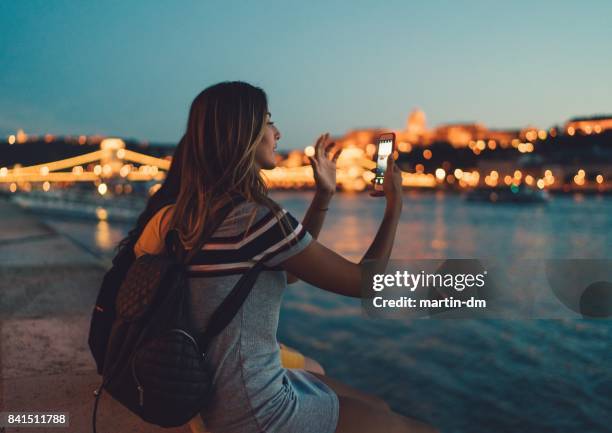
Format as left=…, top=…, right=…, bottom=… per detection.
left=1, top=0, right=611, bottom=149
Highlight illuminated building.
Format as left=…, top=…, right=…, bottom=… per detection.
left=564, top=115, right=612, bottom=135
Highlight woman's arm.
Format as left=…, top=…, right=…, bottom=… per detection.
left=301, top=190, right=334, bottom=239
left=286, top=191, right=332, bottom=284
left=282, top=154, right=403, bottom=297
left=287, top=133, right=342, bottom=284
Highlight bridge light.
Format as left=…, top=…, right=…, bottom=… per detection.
left=96, top=207, right=108, bottom=221
left=8, top=135, right=16, bottom=145
left=100, top=138, right=125, bottom=150
left=102, top=164, right=112, bottom=176
left=94, top=165, right=102, bottom=175
left=10, top=183, right=17, bottom=192
left=0, top=167, right=7, bottom=177
left=119, top=165, right=130, bottom=177
left=40, top=166, right=49, bottom=176
left=116, top=148, right=126, bottom=159
left=42, top=181, right=51, bottom=192
left=98, top=183, right=108, bottom=195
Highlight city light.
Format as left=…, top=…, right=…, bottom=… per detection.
left=96, top=207, right=108, bottom=221
left=304, top=146, right=315, bottom=157
left=397, top=142, right=411, bottom=152
left=1, top=114, right=610, bottom=196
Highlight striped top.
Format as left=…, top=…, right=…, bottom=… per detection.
left=134, top=200, right=311, bottom=275
left=133, top=200, right=339, bottom=433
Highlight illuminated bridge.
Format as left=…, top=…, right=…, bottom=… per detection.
left=0, top=139, right=440, bottom=193
left=0, top=138, right=169, bottom=192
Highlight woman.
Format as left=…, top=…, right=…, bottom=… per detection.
left=132, top=81, right=437, bottom=433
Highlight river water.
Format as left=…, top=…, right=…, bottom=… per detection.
left=43, top=191, right=611, bottom=433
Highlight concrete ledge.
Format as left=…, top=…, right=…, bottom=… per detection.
left=0, top=199, right=194, bottom=432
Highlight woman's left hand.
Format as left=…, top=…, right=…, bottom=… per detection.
left=308, top=133, right=343, bottom=195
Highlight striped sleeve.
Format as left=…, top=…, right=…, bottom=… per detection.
left=187, top=203, right=312, bottom=276
left=256, top=208, right=313, bottom=267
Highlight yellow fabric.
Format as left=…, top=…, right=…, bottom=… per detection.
left=188, top=344, right=306, bottom=433
left=278, top=343, right=306, bottom=369
left=133, top=204, right=174, bottom=258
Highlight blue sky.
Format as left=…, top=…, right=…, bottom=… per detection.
left=1, top=0, right=611, bottom=149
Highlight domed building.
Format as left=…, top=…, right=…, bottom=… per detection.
left=406, top=108, right=427, bottom=136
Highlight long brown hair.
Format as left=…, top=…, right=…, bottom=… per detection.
left=169, top=81, right=280, bottom=247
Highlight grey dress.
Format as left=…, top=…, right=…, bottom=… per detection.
left=137, top=200, right=339, bottom=433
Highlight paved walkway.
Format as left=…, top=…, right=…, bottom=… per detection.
left=0, top=198, right=190, bottom=432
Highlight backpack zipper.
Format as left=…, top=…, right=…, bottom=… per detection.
left=131, top=357, right=144, bottom=407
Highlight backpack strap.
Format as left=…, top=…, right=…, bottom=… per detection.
left=163, top=193, right=266, bottom=353
left=164, top=193, right=245, bottom=263
left=196, top=260, right=265, bottom=351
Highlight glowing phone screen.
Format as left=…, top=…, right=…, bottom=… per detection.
left=375, top=139, right=393, bottom=183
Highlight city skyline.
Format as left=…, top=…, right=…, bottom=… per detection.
left=1, top=1, right=611, bottom=148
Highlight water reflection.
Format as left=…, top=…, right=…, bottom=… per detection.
left=95, top=221, right=114, bottom=251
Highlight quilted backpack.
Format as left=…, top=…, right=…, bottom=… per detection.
left=92, top=196, right=265, bottom=431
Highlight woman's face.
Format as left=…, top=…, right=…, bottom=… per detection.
left=254, top=112, right=281, bottom=170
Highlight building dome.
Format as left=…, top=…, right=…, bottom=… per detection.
left=406, top=108, right=426, bottom=135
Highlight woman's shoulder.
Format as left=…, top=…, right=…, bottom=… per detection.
left=133, top=204, right=174, bottom=257
left=216, top=199, right=281, bottom=238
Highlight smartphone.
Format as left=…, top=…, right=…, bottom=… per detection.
left=373, top=133, right=396, bottom=192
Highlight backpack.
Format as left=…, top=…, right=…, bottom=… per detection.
left=91, top=196, right=265, bottom=431
left=88, top=199, right=174, bottom=375
left=88, top=241, right=135, bottom=375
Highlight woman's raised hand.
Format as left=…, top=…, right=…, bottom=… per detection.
left=308, top=133, right=343, bottom=195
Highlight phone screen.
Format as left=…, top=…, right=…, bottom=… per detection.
left=375, top=138, right=394, bottom=184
